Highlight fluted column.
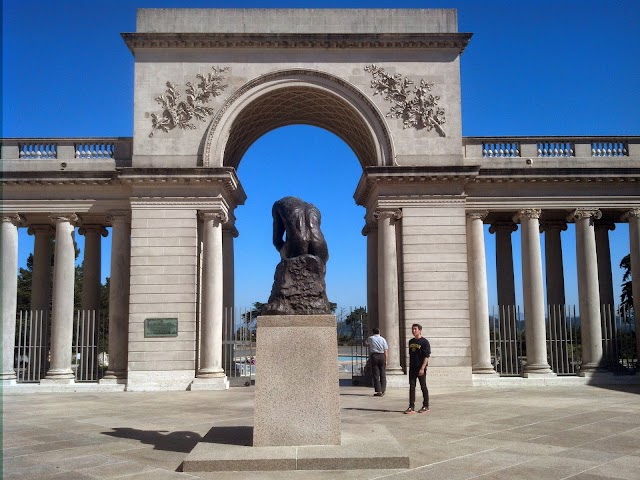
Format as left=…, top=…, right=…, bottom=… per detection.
left=28, top=225, right=54, bottom=314
left=102, top=213, right=130, bottom=383
left=513, top=209, right=553, bottom=376
left=363, top=223, right=379, bottom=329
left=595, top=221, right=616, bottom=314
left=570, top=208, right=605, bottom=374
left=466, top=211, right=495, bottom=374
left=222, top=225, right=238, bottom=319
left=374, top=208, right=402, bottom=375
left=44, top=214, right=79, bottom=382
left=193, top=210, right=228, bottom=390
left=488, top=222, right=517, bottom=310
left=1, top=215, right=22, bottom=383
left=540, top=221, right=567, bottom=308
left=622, top=209, right=640, bottom=361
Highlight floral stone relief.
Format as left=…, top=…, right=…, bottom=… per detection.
left=149, top=66, right=229, bottom=137
left=364, top=64, right=446, bottom=137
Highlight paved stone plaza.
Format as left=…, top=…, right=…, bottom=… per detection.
left=3, top=384, right=640, bottom=479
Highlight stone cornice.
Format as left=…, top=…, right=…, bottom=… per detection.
left=355, top=166, right=479, bottom=206
left=474, top=168, right=640, bottom=184
left=121, top=32, right=472, bottom=54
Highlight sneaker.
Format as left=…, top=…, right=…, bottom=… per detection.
left=374, top=392, right=382, bottom=396
left=404, top=407, right=416, bottom=415
left=418, top=406, right=430, bottom=413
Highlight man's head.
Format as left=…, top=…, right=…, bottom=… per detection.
left=411, top=323, right=423, bottom=338
left=372, top=327, right=380, bottom=335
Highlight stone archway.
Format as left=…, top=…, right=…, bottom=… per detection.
left=203, top=70, right=394, bottom=169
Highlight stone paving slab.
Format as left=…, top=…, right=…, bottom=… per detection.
left=3, top=384, right=640, bottom=479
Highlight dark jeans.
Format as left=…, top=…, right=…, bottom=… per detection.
left=409, top=369, right=429, bottom=409
left=370, top=353, right=387, bottom=393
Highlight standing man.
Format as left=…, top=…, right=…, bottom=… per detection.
left=404, top=324, right=430, bottom=414
left=366, top=328, right=388, bottom=396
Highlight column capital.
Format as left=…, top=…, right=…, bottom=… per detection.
left=466, top=210, right=488, bottom=221
left=568, top=208, right=602, bottom=222
left=621, top=208, right=640, bottom=221
left=106, top=211, right=131, bottom=225
left=539, top=221, right=568, bottom=233
left=78, top=225, right=108, bottom=237
left=27, top=224, right=54, bottom=236
left=373, top=209, right=402, bottom=221
left=223, top=225, right=239, bottom=238
left=513, top=208, right=541, bottom=223
left=489, top=221, right=517, bottom=234
left=594, top=221, right=616, bottom=232
left=199, top=210, right=228, bottom=225
left=49, top=213, right=80, bottom=226
left=2, top=214, right=24, bottom=226
left=361, top=223, right=378, bottom=236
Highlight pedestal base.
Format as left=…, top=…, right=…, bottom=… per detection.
left=183, top=424, right=409, bottom=472
left=190, top=376, right=230, bottom=390
left=253, top=315, right=340, bottom=447
left=40, top=378, right=75, bottom=385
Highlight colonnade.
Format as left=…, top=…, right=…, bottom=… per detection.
left=467, top=207, right=640, bottom=376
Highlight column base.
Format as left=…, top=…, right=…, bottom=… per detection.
left=385, top=367, right=405, bottom=375
left=196, top=369, right=226, bottom=378
left=472, top=366, right=498, bottom=375
left=40, top=377, right=75, bottom=385
left=1, top=378, right=17, bottom=386
left=190, top=376, right=230, bottom=391
left=522, top=371, right=556, bottom=378
left=43, top=369, right=75, bottom=382
left=523, top=364, right=554, bottom=376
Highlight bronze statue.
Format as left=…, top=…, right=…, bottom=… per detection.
left=263, top=196, right=332, bottom=315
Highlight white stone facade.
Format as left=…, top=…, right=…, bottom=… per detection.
left=1, top=9, right=639, bottom=390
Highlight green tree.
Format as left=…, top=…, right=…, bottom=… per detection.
left=619, top=254, right=633, bottom=318
left=345, top=307, right=369, bottom=340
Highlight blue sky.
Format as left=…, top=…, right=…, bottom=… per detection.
left=3, top=0, right=638, bottom=311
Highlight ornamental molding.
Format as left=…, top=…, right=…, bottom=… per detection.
left=202, top=68, right=393, bottom=168
left=149, top=66, right=229, bottom=137
left=513, top=209, right=542, bottom=222
left=78, top=225, right=108, bottom=237
left=621, top=208, right=640, bottom=221
left=594, top=221, right=616, bottom=231
left=539, top=221, right=568, bottom=233
left=122, top=33, right=472, bottom=53
left=373, top=209, right=403, bottom=221
left=27, top=224, right=54, bottom=235
left=199, top=210, right=229, bottom=225
left=106, top=211, right=132, bottom=225
left=365, top=65, right=445, bottom=136
left=1, top=214, right=24, bottom=226
left=569, top=208, right=602, bottom=222
left=49, top=213, right=80, bottom=225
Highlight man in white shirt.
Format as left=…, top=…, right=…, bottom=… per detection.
left=366, top=328, right=389, bottom=396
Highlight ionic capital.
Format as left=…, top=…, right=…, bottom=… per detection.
left=466, top=210, right=488, bottom=221
left=594, top=221, right=616, bottom=232
left=513, top=209, right=541, bottom=223
left=568, top=208, right=602, bottom=222
left=27, top=224, right=54, bottom=236
left=106, top=211, right=131, bottom=225
left=1, top=214, right=24, bottom=226
left=539, top=221, right=568, bottom=233
left=78, top=225, right=108, bottom=237
left=361, top=223, right=378, bottom=236
left=621, top=208, right=640, bottom=221
left=223, top=225, right=239, bottom=238
left=199, top=210, right=228, bottom=225
left=49, top=213, right=80, bottom=226
left=489, top=221, right=517, bottom=234
left=373, top=209, right=402, bottom=222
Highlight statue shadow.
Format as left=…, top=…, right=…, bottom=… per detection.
left=102, top=425, right=254, bottom=451
left=102, top=427, right=202, bottom=453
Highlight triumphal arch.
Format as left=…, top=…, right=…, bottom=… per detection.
left=2, top=9, right=639, bottom=391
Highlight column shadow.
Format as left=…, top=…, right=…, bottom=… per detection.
left=102, top=427, right=202, bottom=453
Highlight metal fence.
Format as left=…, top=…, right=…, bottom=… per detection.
left=222, top=307, right=256, bottom=386
left=601, top=304, right=637, bottom=372
left=490, top=305, right=525, bottom=376
left=14, top=310, right=107, bottom=383
left=546, top=305, right=580, bottom=375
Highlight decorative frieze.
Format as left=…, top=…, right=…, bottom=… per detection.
left=149, top=66, right=229, bottom=137
left=365, top=65, right=446, bottom=136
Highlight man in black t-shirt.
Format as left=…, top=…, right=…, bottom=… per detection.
left=404, top=323, right=431, bottom=414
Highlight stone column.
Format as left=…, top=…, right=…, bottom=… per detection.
left=363, top=223, right=379, bottom=330
left=540, top=221, right=568, bottom=372
left=595, top=221, right=616, bottom=314
left=79, top=225, right=108, bottom=312
left=373, top=208, right=403, bottom=375
left=43, top=214, right=79, bottom=383
left=1, top=215, right=22, bottom=384
left=28, top=225, right=54, bottom=314
left=101, top=213, right=130, bottom=383
left=622, top=209, right=640, bottom=361
left=488, top=222, right=517, bottom=373
left=192, top=210, right=229, bottom=390
left=466, top=211, right=496, bottom=374
left=513, top=209, right=553, bottom=376
left=570, top=208, right=606, bottom=374
left=222, top=225, right=238, bottom=320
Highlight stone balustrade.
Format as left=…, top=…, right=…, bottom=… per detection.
left=1, top=138, right=132, bottom=170
left=464, top=136, right=638, bottom=164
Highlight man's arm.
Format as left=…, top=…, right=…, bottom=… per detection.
left=384, top=348, right=388, bottom=367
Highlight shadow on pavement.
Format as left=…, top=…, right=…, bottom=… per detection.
left=102, top=427, right=202, bottom=452
left=202, top=425, right=253, bottom=446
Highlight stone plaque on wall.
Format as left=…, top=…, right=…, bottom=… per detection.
left=144, top=318, right=178, bottom=338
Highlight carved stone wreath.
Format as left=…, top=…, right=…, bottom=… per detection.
left=149, top=66, right=229, bottom=137
left=364, top=64, right=446, bottom=137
